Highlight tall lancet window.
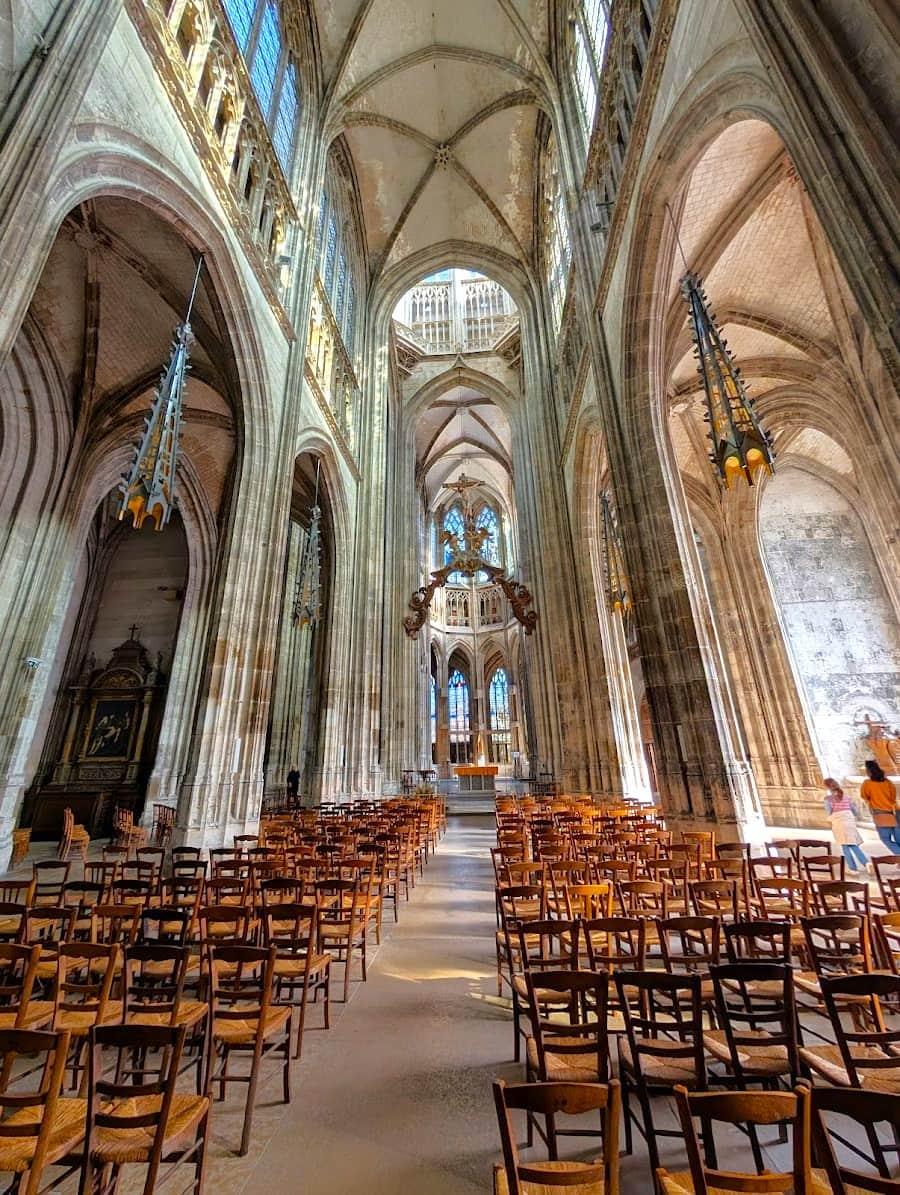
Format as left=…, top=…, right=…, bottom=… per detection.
left=443, top=506, right=467, bottom=584
left=489, top=667, right=512, bottom=763
left=448, top=668, right=471, bottom=764
left=221, top=0, right=301, bottom=173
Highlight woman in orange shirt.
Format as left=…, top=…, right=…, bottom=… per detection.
left=860, top=759, right=900, bottom=854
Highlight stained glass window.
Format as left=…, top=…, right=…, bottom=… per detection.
left=250, top=1, right=280, bottom=117
left=476, top=506, right=501, bottom=566
left=573, top=18, right=597, bottom=135
left=273, top=62, right=298, bottom=169
left=335, top=252, right=347, bottom=325
left=222, top=0, right=255, bottom=51
left=443, top=506, right=467, bottom=584
left=222, top=0, right=300, bottom=173
left=323, top=214, right=337, bottom=293
left=430, top=675, right=437, bottom=746
left=582, top=0, right=610, bottom=66
left=489, top=668, right=512, bottom=763
left=545, top=141, right=571, bottom=334
left=448, top=669, right=470, bottom=762
left=344, top=277, right=356, bottom=348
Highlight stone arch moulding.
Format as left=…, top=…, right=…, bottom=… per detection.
left=17, top=129, right=277, bottom=453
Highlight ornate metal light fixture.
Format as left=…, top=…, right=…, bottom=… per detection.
left=403, top=473, right=538, bottom=639
left=600, top=493, right=631, bottom=615
left=681, top=272, right=775, bottom=487
left=119, top=256, right=203, bottom=530
left=293, top=461, right=322, bottom=628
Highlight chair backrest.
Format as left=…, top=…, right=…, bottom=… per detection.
left=198, top=903, right=255, bottom=943
left=617, top=880, right=668, bottom=918
left=525, top=970, right=611, bottom=1084
left=516, top=920, right=578, bottom=976
left=820, top=973, right=900, bottom=1087
left=0, top=902, right=28, bottom=943
left=55, top=943, right=118, bottom=1021
left=614, top=970, right=706, bottom=1088
left=493, top=1078, right=620, bottom=1195
left=710, top=962, right=801, bottom=1084
left=803, top=854, right=846, bottom=884
left=0, top=944, right=40, bottom=1026
left=140, top=905, right=192, bottom=947
left=263, top=903, right=317, bottom=955
left=582, top=917, right=646, bottom=973
left=724, top=919, right=792, bottom=963
left=812, top=1086, right=900, bottom=1193
left=563, top=882, right=614, bottom=920
left=91, top=903, right=141, bottom=949
left=122, top=945, right=189, bottom=1023
left=802, top=913, right=872, bottom=978
left=657, top=916, right=721, bottom=976
left=690, top=879, right=740, bottom=922
left=668, top=1083, right=813, bottom=1194
left=208, top=945, right=276, bottom=1034
left=0, top=1029, right=72, bottom=1167
left=32, top=860, right=71, bottom=904
left=24, top=906, right=75, bottom=951
left=0, top=878, right=35, bottom=906
left=814, top=880, right=871, bottom=918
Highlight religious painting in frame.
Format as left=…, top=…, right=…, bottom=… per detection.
left=82, top=697, right=138, bottom=761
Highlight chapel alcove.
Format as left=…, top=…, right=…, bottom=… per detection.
left=22, top=500, right=188, bottom=836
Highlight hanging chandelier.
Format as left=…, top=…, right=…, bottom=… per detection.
left=403, top=473, right=538, bottom=638
left=600, top=493, right=631, bottom=615
left=293, top=461, right=322, bottom=628
left=119, top=256, right=203, bottom=530
left=681, top=272, right=774, bottom=488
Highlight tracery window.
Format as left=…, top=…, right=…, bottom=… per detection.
left=221, top=0, right=300, bottom=172
left=489, top=668, right=512, bottom=763
left=430, top=674, right=437, bottom=752
left=476, top=506, right=501, bottom=567
left=323, top=214, right=337, bottom=294
left=448, top=669, right=471, bottom=764
left=542, top=135, right=572, bottom=334
left=443, top=506, right=467, bottom=584
left=572, top=17, right=597, bottom=137
left=335, top=252, right=348, bottom=327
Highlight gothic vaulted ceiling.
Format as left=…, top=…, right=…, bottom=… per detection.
left=313, top=0, right=550, bottom=283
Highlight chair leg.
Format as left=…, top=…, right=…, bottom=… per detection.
left=282, top=1018, right=292, bottom=1103
left=240, top=1051, right=262, bottom=1157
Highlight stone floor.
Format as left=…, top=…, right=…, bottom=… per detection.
left=22, top=815, right=882, bottom=1191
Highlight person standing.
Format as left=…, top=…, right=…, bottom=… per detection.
left=823, top=778, right=869, bottom=873
left=860, top=759, right=900, bottom=854
left=286, top=767, right=300, bottom=799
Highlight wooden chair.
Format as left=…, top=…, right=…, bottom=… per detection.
left=0, top=944, right=52, bottom=1032
left=111, top=806, right=147, bottom=852
left=23, top=906, right=76, bottom=983
left=10, top=828, right=31, bottom=869
left=262, top=902, right=331, bottom=1058
left=121, top=945, right=209, bottom=1093
left=513, top=919, right=579, bottom=1062
left=657, top=916, right=721, bottom=1020
left=31, top=862, right=70, bottom=907
left=206, top=944, right=291, bottom=1156
left=0, top=901, right=29, bottom=945
left=657, top=1083, right=815, bottom=1195
left=149, top=802, right=175, bottom=847
left=81, top=1022, right=209, bottom=1195
left=801, top=973, right=900, bottom=1092
left=811, top=1086, right=900, bottom=1192
left=615, top=970, right=707, bottom=1173
left=57, top=808, right=89, bottom=864
left=315, top=878, right=369, bottom=1002
left=492, top=1079, right=621, bottom=1194
left=0, top=1028, right=82, bottom=1195
left=704, top=961, right=802, bottom=1157
left=525, top=970, right=610, bottom=1103
left=52, top=943, right=119, bottom=1088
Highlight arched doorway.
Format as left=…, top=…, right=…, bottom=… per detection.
left=265, top=453, right=336, bottom=802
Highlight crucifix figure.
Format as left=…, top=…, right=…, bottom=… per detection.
left=445, top=472, right=480, bottom=517
left=128, top=624, right=140, bottom=641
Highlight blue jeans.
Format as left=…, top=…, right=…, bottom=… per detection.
left=876, top=818, right=900, bottom=854
left=841, top=843, right=868, bottom=871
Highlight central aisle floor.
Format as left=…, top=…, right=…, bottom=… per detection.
left=234, top=815, right=515, bottom=1193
